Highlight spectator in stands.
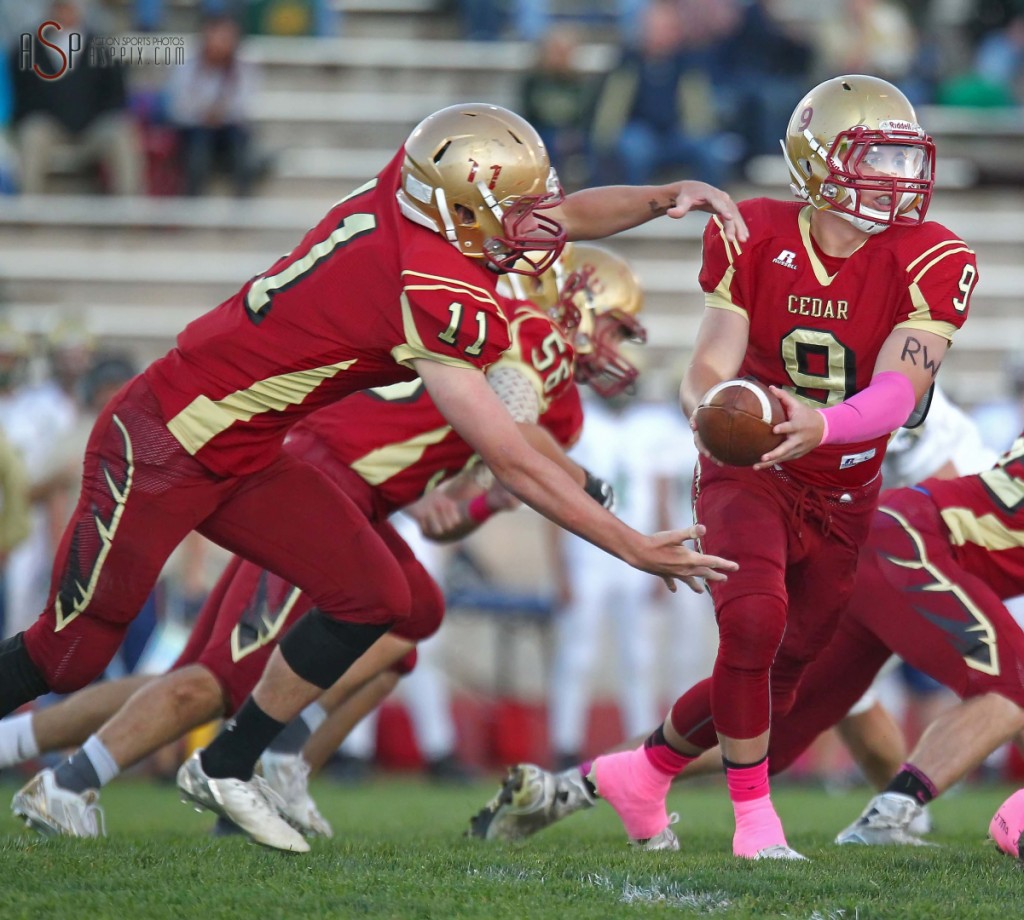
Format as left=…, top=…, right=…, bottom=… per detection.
left=975, top=11, right=1024, bottom=104
left=458, top=0, right=549, bottom=42
left=714, top=0, right=813, bottom=162
left=520, top=27, right=597, bottom=190
left=8, top=0, right=144, bottom=195
left=815, top=0, right=927, bottom=103
left=165, top=13, right=262, bottom=197
left=589, top=0, right=742, bottom=188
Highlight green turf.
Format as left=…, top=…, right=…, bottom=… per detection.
left=1, top=774, right=1020, bottom=919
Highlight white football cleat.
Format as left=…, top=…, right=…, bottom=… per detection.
left=258, top=751, right=333, bottom=839
left=753, top=845, right=808, bottom=861
left=177, top=750, right=310, bottom=853
left=467, top=763, right=596, bottom=841
left=11, top=768, right=106, bottom=838
left=630, top=812, right=681, bottom=852
left=835, top=792, right=936, bottom=847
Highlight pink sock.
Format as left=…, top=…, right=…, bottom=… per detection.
left=644, top=741, right=694, bottom=776
left=727, top=760, right=787, bottom=858
left=592, top=746, right=681, bottom=840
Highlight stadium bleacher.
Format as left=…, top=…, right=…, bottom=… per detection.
left=2, top=1, right=1021, bottom=406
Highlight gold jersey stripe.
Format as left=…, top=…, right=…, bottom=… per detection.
left=912, top=245, right=974, bottom=286
left=906, top=237, right=970, bottom=274
left=349, top=423, right=453, bottom=486
left=166, top=360, right=357, bottom=455
left=940, top=506, right=1024, bottom=552
left=705, top=289, right=747, bottom=318
left=401, top=269, right=501, bottom=305
left=711, top=214, right=743, bottom=261
left=799, top=207, right=848, bottom=286
left=893, top=317, right=958, bottom=342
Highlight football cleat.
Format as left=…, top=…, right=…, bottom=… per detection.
left=176, top=751, right=309, bottom=853
left=630, top=812, right=680, bottom=852
left=11, top=768, right=106, bottom=838
left=753, top=845, right=808, bottom=861
left=258, top=751, right=333, bottom=838
left=834, top=792, right=936, bottom=847
left=467, top=763, right=596, bottom=841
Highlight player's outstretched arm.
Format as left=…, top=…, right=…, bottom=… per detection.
left=414, top=359, right=738, bottom=593
left=556, top=181, right=748, bottom=246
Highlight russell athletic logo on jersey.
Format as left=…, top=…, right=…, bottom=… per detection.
left=772, top=250, right=798, bottom=270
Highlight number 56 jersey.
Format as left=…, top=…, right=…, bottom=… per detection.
left=699, top=198, right=977, bottom=488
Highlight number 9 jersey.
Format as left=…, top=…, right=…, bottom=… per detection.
left=699, top=198, right=977, bottom=488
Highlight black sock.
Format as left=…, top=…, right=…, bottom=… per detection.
left=884, top=763, right=937, bottom=806
left=200, top=698, right=286, bottom=781
left=0, top=633, right=50, bottom=717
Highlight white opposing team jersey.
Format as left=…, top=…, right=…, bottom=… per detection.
left=882, top=386, right=997, bottom=488
left=564, top=396, right=697, bottom=568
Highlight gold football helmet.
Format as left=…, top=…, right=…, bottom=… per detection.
left=782, top=75, right=935, bottom=234
left=498, top=242, right=588, bottom=334
left=569, top=244, right=647, bottom=398
left=397, top=103, right=566, bottom=275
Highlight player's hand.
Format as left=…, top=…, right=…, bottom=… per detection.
left=753, top=386, right=826, bottom=470
left=484, top=482, right=519, bottom=513
left=411, top=489, right=464, bottom=540
left=665, top=182, right=748, bottom=245
left=688, top=408, right=724, bottom=466
left=628, top=525, right=738, bottom=594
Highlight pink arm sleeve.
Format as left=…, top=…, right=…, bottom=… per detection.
left=817, top=371, right=917, bottom=446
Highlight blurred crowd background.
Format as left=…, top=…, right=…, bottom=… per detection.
left=0, top=0, right=1022, bottom=788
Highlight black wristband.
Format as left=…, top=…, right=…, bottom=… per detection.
left=583, top=469, right=615, bottom=509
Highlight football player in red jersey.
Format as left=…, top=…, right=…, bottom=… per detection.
left=468, top=430, right=1024, bottom=850
left=0, top=103, right=745, bottom=850
left=3, top=245, right=650, bottom=848
left=586, top=75, right=978, bottom=860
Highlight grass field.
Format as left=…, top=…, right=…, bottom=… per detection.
left=0, top=774, right=1020, bottom=919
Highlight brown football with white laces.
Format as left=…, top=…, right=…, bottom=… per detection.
left=693, top=378, right=786, bottom=466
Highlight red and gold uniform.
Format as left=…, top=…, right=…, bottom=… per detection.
left=173, top=301, right=583, bottom=714
left=26, top=151, right=514, bottom=693
left=673, top=198, right=975, bottom=745
left=769, top=432, right=1024, bottom=770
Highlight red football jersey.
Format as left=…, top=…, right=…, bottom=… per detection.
left=923, top=431, right=1024, bottom=599
left=700, top=199, right=976, bottom=487
left=291, top=299, right=582, bottom=514
left=144, top=150, right=511, bottom=476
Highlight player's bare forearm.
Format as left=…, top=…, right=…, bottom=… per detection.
left=415, top=360, right=737, bottom=590
left=681, top=308, right=750, bottom=417
left=519, top=422, right=586, bottom=486
left=557, top=181, right=748, bottom=244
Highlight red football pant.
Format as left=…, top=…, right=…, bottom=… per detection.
left=769, top=485, right=1024, bottom=772
left=172, top=473, right=443, bottom=715
left=670, top=460, right=879, bottom=745
left=24, top=377, right=416, bottom=693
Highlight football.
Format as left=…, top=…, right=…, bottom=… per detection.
left=693, top=378, right=786, bottom=466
